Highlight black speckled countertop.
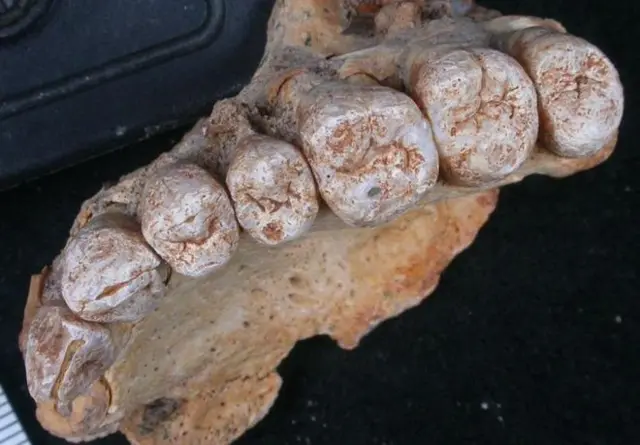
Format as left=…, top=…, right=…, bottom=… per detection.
left=1, top=1, right=639, bottom=444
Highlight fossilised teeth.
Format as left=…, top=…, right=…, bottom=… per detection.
left=488, top=20, right=624, bottom=158
left=226, top=134, right=319, bottom=245
left=139, top=162, right=240, bottom=277
left=60, top=212, right=167, bottom=323
left=24, top=305, right=126, bottom=407
left=296, top=81, right=440, bottom=227
left=404, top=45, right=539, bottom=186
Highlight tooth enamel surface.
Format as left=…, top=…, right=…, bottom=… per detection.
left=60, top=213, right=166, bottom=323
left=25, top=306, right=120, bottom=405
left=298, top=83, right=439, bottom=227
left=508, top=30, right=624, bottom=157
left=140, top=162, right=240, bottom=277
left=226, top=134, right=319, bottom=245
left=408, top=46, right=539, bottom=186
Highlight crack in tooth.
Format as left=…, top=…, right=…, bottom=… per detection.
left=226, top=134, right=319, bottom=245
left=139, top=162, right=240, bottom=278
left=60, top=212, right=167, bottom=323
left=295, top=81, right=440, bottom=227
left=24, top=305, right=125, bottom=406
left=404, top=45, right=539, bottom=186
left=486, top=17, right=624, bottom=158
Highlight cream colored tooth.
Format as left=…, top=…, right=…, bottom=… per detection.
left=226, top=134, right=319, bottom=245
left=296, top=81, right=440, bottom=227
left=24, top=305, right=128, bottom=406
left=60, top=212, right=167, bottom=323
left=404, top=45, right=539, bottom=185
left=139, top=162, right=240, bottom=277
left=487, top=18, right=624, bottom=157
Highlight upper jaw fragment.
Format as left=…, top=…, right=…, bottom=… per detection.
left=17, top=2, right=626, bottom=443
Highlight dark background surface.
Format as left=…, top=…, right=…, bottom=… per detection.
left=1, top=0, right=639, bottom=444
left=0, top=0, right=274, bottom=190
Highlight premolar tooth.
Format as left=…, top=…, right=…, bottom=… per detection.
left=226, top=134, right=319, bottom=245
left=139, top=162, right=240, bottom=278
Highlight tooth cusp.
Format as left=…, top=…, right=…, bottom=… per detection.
left=406, top=46, right=539, bottom=186
left=140, top=162, right=240, bottom=277
left=226, top=134, right=319, bottom=245
left=297, top=82, right=439, bottom=226
left=505, top=28, right=624, bottom=157
left=24, top=306, right=121, bottom=405
left=60, top=212, right=166, bottom=323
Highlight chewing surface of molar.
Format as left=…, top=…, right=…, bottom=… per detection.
left=339, top=17, right=542, bottom=186
left=484, top=16, right=624, bottom=158
left=273, top=73, right=440, bottom=227
left=20, top=1, right=625, bottom=444
left=61, top=212, right=168, bottom=323
left=404, top=44, right=539, bottom=185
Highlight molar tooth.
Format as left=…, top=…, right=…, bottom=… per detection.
left=61, top=212, right=167, bottom=323
left=404, top=46, right=539, bottom=185
left=226, top=134, right=319, bottom=245
left=296, top=82, right=440, bottom=227
left=487, top=19, right=624, bottom=157
left=139, top=162, right=240, bottom=278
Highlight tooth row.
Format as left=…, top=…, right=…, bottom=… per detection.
left=21, top=12, right=623, bottom=435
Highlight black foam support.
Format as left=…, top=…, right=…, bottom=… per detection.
left=0, top=0, right=274, bottom=190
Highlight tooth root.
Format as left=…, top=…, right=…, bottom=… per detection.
left=226, top=134, right=319, bottom=245
left=404, top=45, right=539, bottom=186
left=297, top=82, right=440, bottom=227
left=139, top=162, right=240, bottom=277
left=60, top=212, right=167, bottom=323
left=488, top=21, right=624, bottom=158
left=24, top=306, right=124, bottom=405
